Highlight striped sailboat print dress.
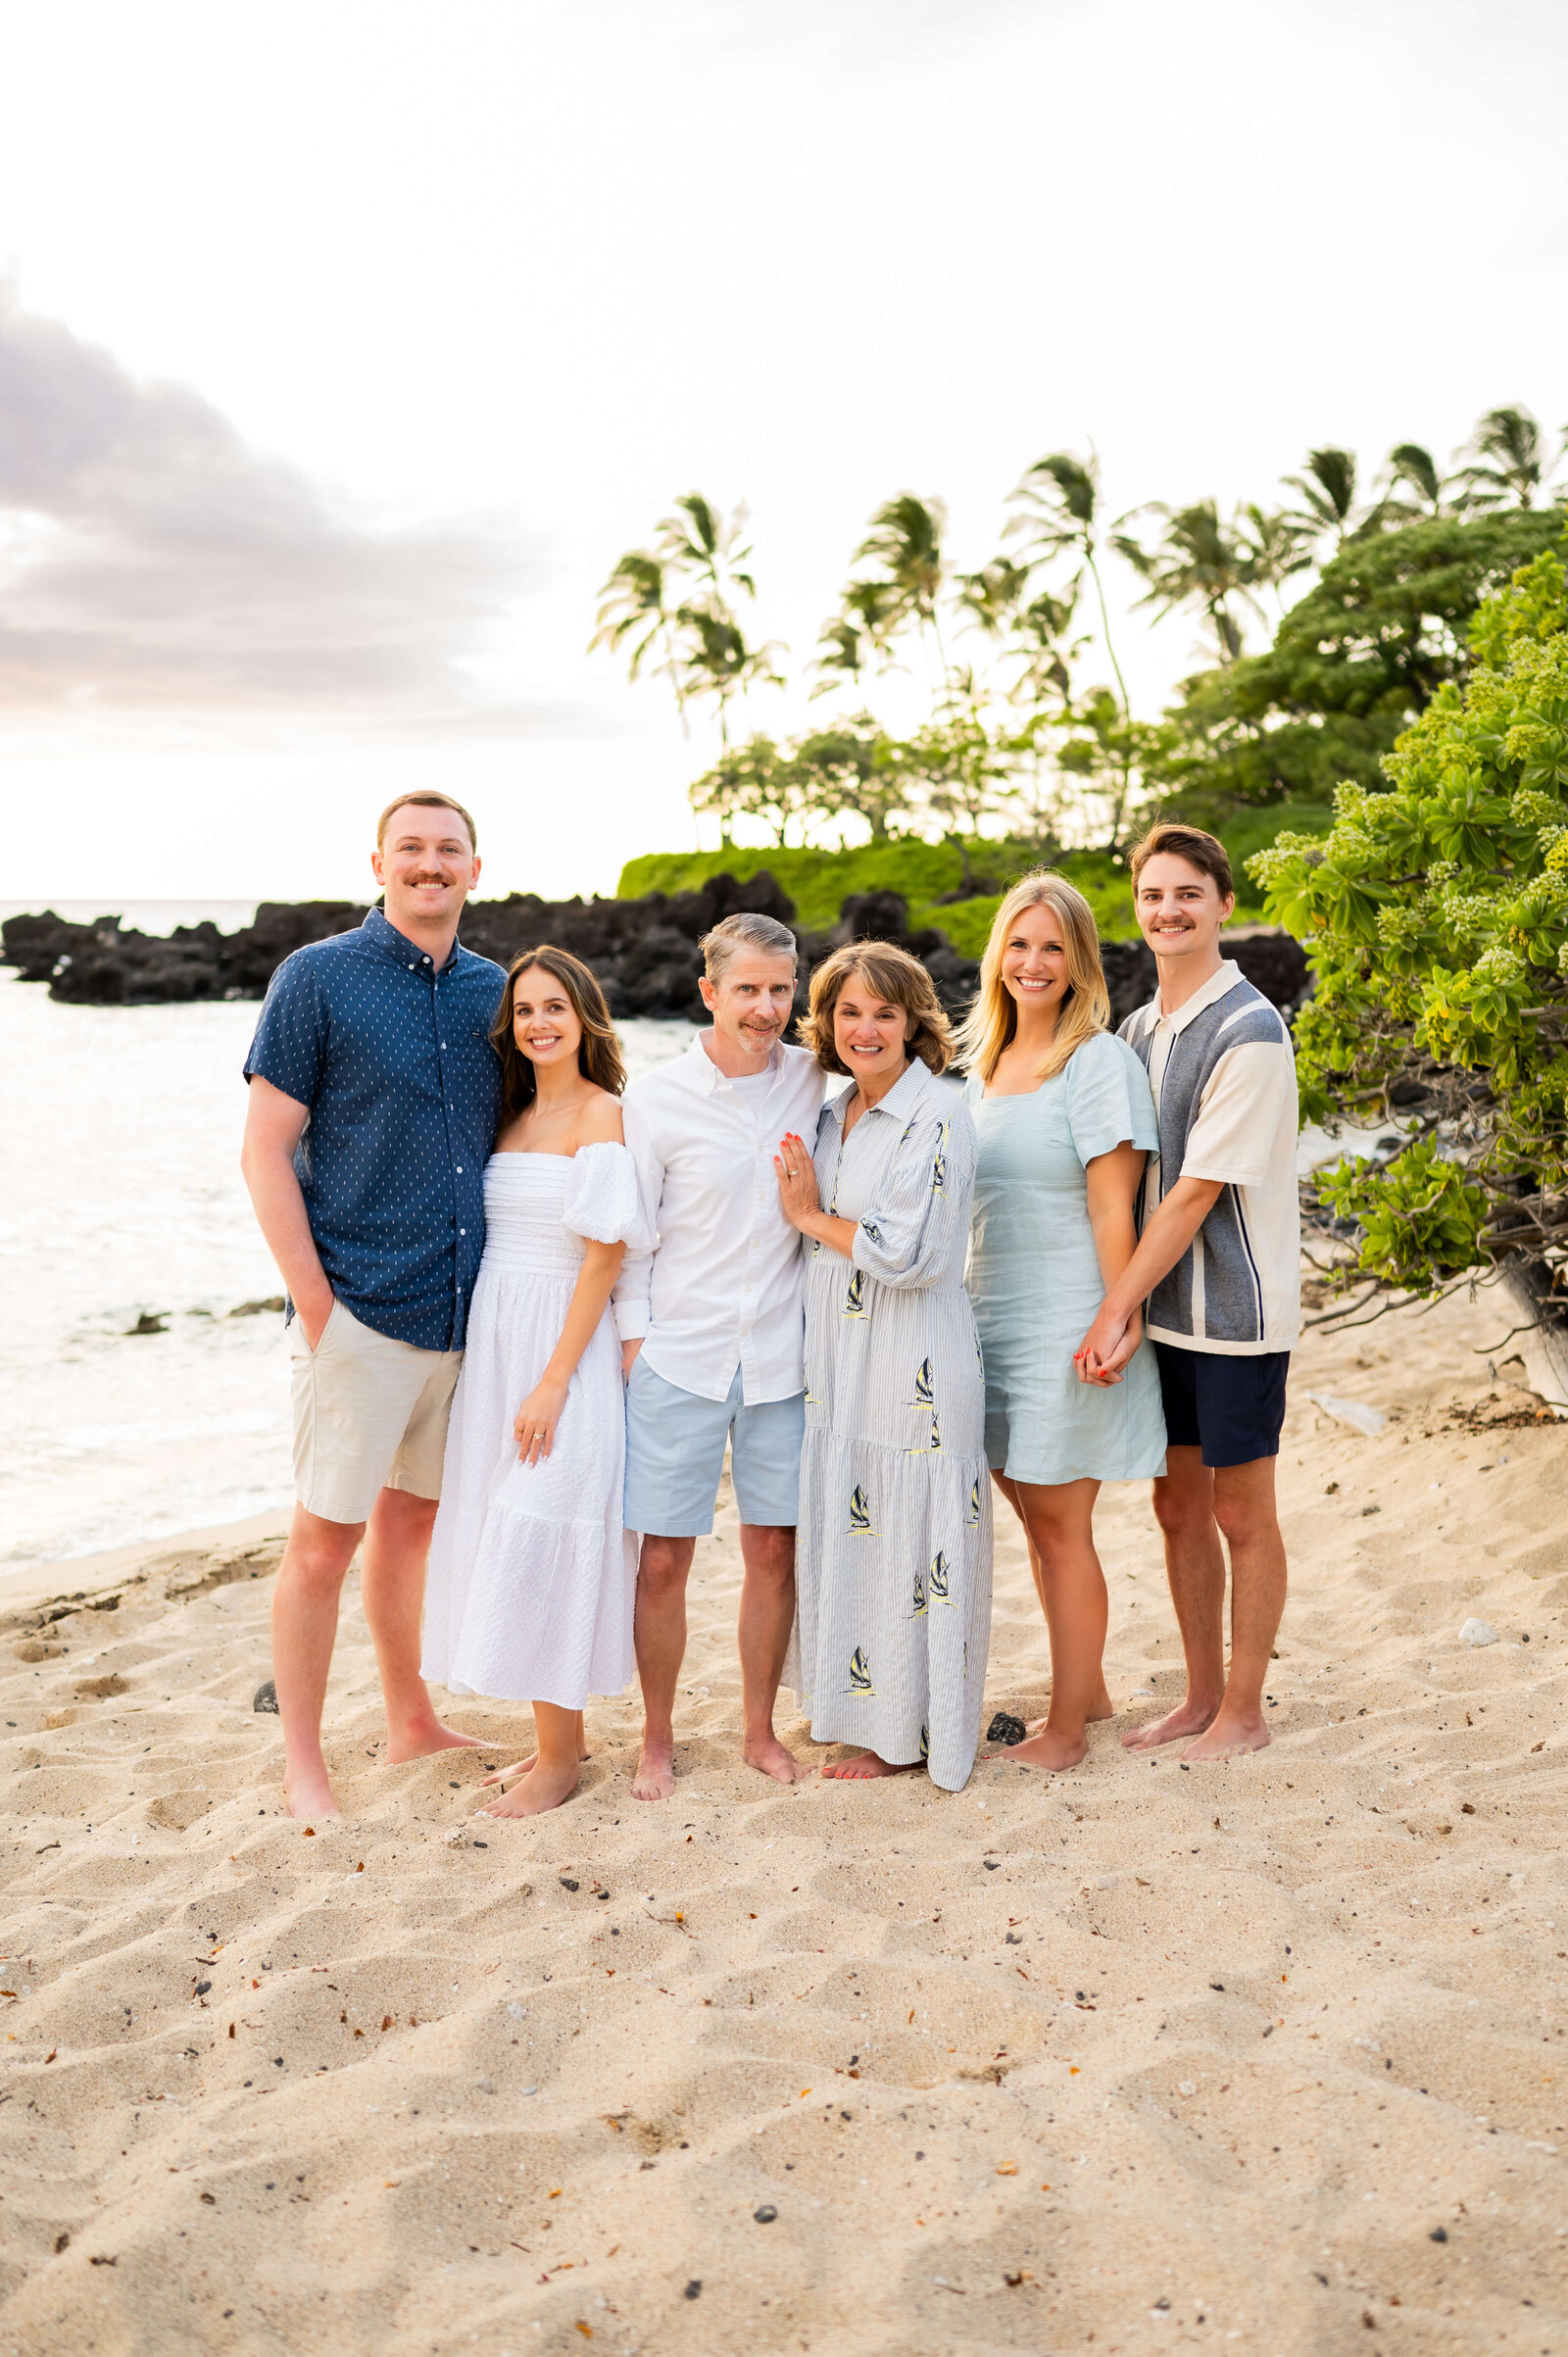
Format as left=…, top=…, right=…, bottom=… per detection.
left=795, top=1057, right=993, bottom=1791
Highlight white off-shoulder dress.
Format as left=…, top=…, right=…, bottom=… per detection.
left=421, top=1143, right=649, bottom=1707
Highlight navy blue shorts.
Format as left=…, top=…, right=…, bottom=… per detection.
left=1153, top=1343, right=1290, bottom=1469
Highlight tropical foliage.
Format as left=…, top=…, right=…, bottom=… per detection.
left=592, top=406, right=1565, bottom=858
left=1250, top=533, right=1568, bottom=1298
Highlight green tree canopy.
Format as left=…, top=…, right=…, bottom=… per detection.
left=1154, top=508, right=1564, bottom=821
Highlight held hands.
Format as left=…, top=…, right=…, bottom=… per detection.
left=1074, top=1304, right=1143, bottom=1387
left=773, top=1133, right=821, bottom=1233
left=514, top=1375, right=569, bottom=1464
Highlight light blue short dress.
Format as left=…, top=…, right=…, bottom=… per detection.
left=964, top=1030, right=1167, bottom=1487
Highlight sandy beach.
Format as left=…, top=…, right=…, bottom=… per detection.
left=3, top=1279, right=1566, bottom=2355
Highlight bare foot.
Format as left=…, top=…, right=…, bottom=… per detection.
left=1181, top=1713, right=1269, bottom=1762
left=481, top=1739, right=592, bottom=1788
left=631, top=1741, right=675, bottom=1801
left=1001, top=1726, right=1089, bottom=1773
left=480, top=1759, right=581, bottom=1817
left=743, top=1733, right=813, bottom=1787
left=820, top=1750, right=920, bottom=1781
left=1121, top=1698, right=1220, bottom=1752
left=385, top=1719, right=485, bottom=1766
left=284, top=1764, right=341, bottom=1820
left=1028, top=1685, right=1113, bottom=1735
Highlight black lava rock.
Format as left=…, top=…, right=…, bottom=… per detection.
left=986, top=1711, right=1028, bottom=1746
left=1, top=880, right=1309, bottom=1026
left=253, top=1680, right=279, bottom=1714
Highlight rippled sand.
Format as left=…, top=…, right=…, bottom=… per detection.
left=3, top=1281, right=1566, bottom=2353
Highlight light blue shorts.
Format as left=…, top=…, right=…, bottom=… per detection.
left=623, top=1354, right=805, bottom=1538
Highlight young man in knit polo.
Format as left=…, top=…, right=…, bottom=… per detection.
left=1076, top=823, right=1298, bottom=1760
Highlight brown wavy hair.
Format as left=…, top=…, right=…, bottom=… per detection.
left=799, top=941, right=956, bottom=1076
left=490, top=946, right=627, bottom=1126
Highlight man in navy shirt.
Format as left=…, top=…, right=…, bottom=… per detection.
left=241, top=792, right=505, bottom=1818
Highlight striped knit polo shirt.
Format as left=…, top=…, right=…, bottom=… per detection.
left=1120, top=959, right=1300, bottom=1356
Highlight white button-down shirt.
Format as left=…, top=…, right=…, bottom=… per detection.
left=613, top=1035, right=826, bottom=1403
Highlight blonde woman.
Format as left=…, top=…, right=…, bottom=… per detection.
left=960, top=874, right=1165, bottom=1772
left=774, top=942, right=991, bottom=1792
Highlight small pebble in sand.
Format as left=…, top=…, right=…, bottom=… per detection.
left=754, top=2205, right=777, bottom=2223
left=986, top=1712, right=1026, bottom=1747
left=1459, top=1619, right=1498, bottom=1647
left=473, top=2076, right=495, bottom=2095
left=253, top=1681, right=278, bottom=1715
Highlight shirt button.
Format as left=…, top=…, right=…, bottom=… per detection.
left=456, top=1165, right=463, bottom=1173
left=460, top=1228, right=466, bottom=1236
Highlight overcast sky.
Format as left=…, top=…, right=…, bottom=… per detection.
left=1, top=0, right=1564, bottom=907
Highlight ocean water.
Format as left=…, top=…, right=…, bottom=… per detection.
left=2, top=932, right=693, bottom=1571
left=4, top=901, right=1370, bottom=1572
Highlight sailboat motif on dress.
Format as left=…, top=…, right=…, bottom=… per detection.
left=965, top=1474, right=982, bottom=1528
left=919, top=1722, right=930, bottom=1761
left=848, top=1484, right=878, bottom=1537
left=843, top=1267, right=867, bottom=1319
left=905, top=1408, right=942, bottom=1456
left=908, top=1356, right=934, bottom=1409
left=910, top=1561, right=928, bottom=1617
left=931, top=1119, right=950, bottom=1197
left=848, top=1645, right=874, bottom=1695
left=928, top=1548, right=953, bottom=1605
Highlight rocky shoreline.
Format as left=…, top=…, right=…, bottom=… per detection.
left=0, top=874, right=1309, bottom=1026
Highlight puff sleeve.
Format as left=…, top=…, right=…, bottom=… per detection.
left=1066, top=1031, right=1158, bottom=1168
left=849, top=1099, right=978, bottom=1292
left=562, top=1141, right=653, bottom=1250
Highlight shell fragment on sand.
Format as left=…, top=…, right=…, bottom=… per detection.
left=1304, top=1391, right=1387, bottom=1438
left=1459, top=1617, right=1499, bottom=1647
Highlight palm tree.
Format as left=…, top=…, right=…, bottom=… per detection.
left=1281, top=447, right=1364, bottom=553
left=1004, top=587, right=1084, bottom=710
left=1379, top=441, right=1450, bottom=519
left=808, top=577, right=903, bottom=698
left=655, top=491, right=758, bottom=607
left=1119, top=499, right=1260, bottom=663
left=1237, top=504, right=1313, bottom=614
left=850, top=493, right=951, bottom=683
left=1004, top=449, right=1132, bottom=718
left=954, top=555, right=1032, bottom=640
left=1454, top=406, right=1550, bottom=509
left=589, top=548, right=685, bottom=723
left=673, top=603, right=785, bottom=747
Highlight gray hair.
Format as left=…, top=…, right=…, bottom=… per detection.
left=700, top=909, right=798, bottom=981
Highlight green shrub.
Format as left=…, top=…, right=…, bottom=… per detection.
left=1251, top=532, right=1568, bottom=1296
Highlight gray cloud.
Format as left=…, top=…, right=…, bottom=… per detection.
left=0, top=286, right=539, bottom=724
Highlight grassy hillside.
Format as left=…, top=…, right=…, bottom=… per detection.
left=617, top=807, right=1332, bottom=948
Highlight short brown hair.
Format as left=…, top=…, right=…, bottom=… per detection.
left=800, top=942, right=956, bottom=1076
left=490, top=947, right=626, bottom=1127
left=1129, top=821, right=1233, bottom=901
left=377, top=791, right=478, bottom=854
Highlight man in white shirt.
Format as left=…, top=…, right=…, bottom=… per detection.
left=615, top=911, right=827, bottom=1799
left=1076, top=823, right=1298, bottom=1761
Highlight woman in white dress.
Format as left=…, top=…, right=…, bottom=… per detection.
left=421, top=946, right=648, bottom=1818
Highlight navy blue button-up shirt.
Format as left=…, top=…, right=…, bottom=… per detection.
left=243, top=907, right=506, bottom=1350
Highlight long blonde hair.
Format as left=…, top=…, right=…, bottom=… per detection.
left=957, top=871, right=1110, bottom=1085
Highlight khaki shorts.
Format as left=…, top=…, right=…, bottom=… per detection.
left=288, top=1299, right=463, bottom=1526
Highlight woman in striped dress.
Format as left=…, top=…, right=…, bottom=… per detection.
left=773, top=943, right=991, bottom=1792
